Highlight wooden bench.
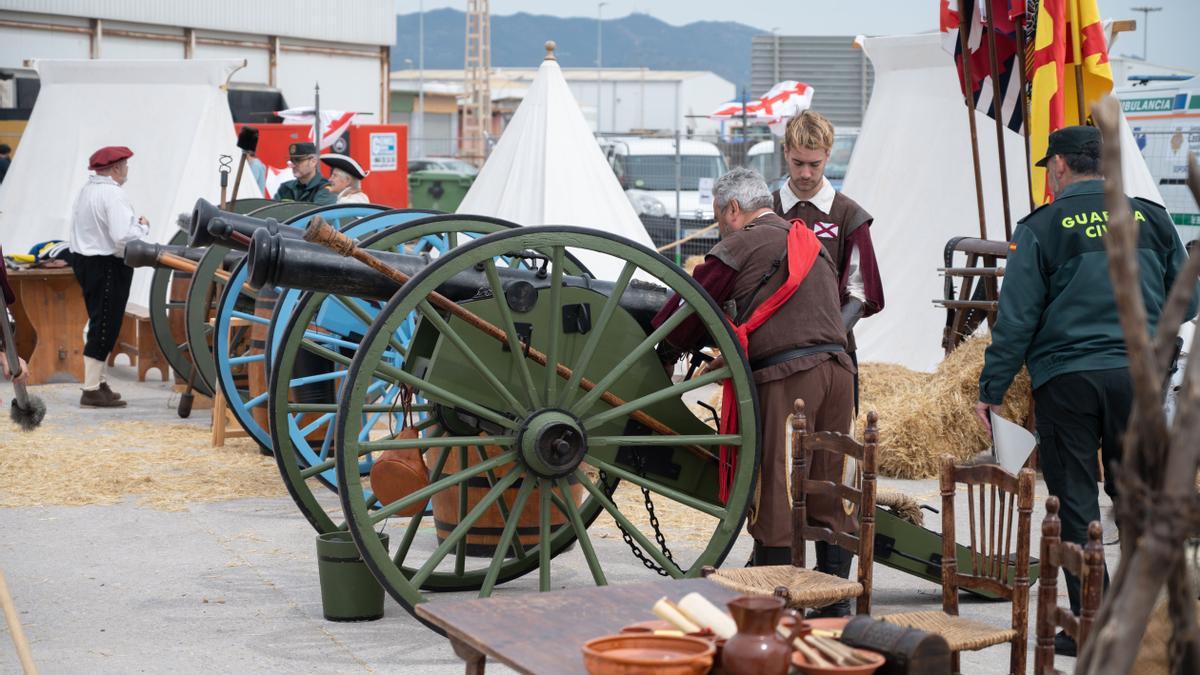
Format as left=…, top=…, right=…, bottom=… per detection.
left=107, top=304, right=169, bottom=382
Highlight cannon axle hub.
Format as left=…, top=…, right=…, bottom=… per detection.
left=517, top=409, right=586, bottom=478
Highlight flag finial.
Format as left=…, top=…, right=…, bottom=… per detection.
left=544, top=41, right=557, bottom=61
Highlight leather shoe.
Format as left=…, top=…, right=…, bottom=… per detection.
left=80, top=388, right=127, bottom=408
left=806, top=600, right=852, bottom=618
left=1054, top=630, right=1077, bottom=657
left=99, top=382, right=122, bottom=400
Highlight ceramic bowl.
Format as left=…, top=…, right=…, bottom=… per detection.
left=790, top=644, right=886, bottom=675
left=582, top=633, right=715, bottom=675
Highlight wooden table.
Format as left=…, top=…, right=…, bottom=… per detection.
left=6, top=267, right=87, bottom=385
left=417, top=577, right=741, bottom=674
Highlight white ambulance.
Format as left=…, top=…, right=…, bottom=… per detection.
left=1120, top=85, right=1200, bottom=243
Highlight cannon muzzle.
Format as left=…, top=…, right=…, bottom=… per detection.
left=189, top=198, right=300, bottom=249
left=123, top=240, right=244, bottom=270
left=247, top=230, right=672, bottom=327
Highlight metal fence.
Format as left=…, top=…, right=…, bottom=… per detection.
left=1130, top=128, right=1200, bottom=234
left=407, top=129, right=785, bottom=264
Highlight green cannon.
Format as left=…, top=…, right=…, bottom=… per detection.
left=244, top=218, right=762, bottom=627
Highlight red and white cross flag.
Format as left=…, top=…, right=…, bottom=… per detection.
left=274, top=107, right=357, bottom=150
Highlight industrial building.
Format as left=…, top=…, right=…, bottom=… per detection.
left=390, top=66, right=736, bottom=156
left=751, top=34, right=874, bottom=128
left=0, top=0, right=396, bottom=151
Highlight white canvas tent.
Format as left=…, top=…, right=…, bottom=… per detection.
left=0, top=59, right=256, bottom=306
left=456, top=47, right=652, bottom=280
left=846, top=33, right=1162, bottom=372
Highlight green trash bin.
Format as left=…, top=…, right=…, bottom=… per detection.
left=408, top=170, right=475, bottom=212
left=315, top=531, right=389, bottom=621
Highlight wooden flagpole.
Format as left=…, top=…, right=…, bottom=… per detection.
left=1068, top=0, right=1087, bottom=122
left=957, top=0, right=990, bottom=241
left=1014, top=9, right=1036, bottom=211
left=982, top=0, right=1014, bottom=240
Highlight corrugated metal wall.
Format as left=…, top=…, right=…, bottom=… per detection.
left=0, top=0, right=395, bottom=46
left=751, top=35, right=874, bottom=128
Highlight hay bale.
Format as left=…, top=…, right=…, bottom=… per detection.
left=857, top=336, right=1032, bottom=479
left=702, top=337, right=1032, bottom=480
left=0, top=419, right=286, bottom=510
left=683, top=255, right=706, bottom=275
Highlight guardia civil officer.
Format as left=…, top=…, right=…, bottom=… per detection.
left=975, top=125, right=1197, bottom=656
left=69, top=146, right=151, bottom=407
left=275, top=142, right=336, bottom=205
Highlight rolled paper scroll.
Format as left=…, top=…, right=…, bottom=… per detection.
left=676, top=592, right=737, bottom=639
left=651, top=596, right=701, bottom=634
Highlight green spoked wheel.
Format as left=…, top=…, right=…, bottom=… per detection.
left=147, top=230, right=215, bottom=397
left=146, top=199, right=271, bottom=397
left=334, top=226, right=760, bottom=627
left=182, top=243, right=234, bottom=394
left=267, top=215, right=575, bottom=534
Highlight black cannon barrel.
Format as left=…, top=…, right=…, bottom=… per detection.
left=123, top=240, right=245, bottom=270
left=246, top=230, right=672, bottom=326
left=189, top=198, right=302, bottom=249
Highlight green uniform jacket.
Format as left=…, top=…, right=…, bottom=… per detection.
left=979, top=179, right=1197, bottom=404
left=275, top=174, right=336, bottom=205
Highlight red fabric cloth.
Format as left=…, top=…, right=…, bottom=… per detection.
left=844, top=223, right=885, bottom=317
left=717, top=220, right=822, bottom=503
left=88, top=146, right=133, bottom=171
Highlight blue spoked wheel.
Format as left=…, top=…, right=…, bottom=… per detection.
left=266, top=215, right=590, bottom=536
left=211, top=204, right=427, bottom=453
left=184, top=202, right=390, bottom=398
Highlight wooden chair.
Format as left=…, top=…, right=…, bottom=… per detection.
left=881, top=456, right=1034, bottom=675
left=704, top=398, right=877, bottom=615
left=1033, top=497, right=1105, bottom=674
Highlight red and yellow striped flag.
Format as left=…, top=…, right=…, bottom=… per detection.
left=1028, top=0, right=1113, bottom=204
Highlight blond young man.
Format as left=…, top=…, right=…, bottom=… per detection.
left=772, top=111, right=883, bottom=616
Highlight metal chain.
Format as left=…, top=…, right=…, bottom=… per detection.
left=598, top=450, right=681, bottom=577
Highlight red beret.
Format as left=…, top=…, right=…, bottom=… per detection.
left=88, top=146, right=133, bottom=171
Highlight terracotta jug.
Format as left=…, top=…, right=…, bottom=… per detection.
left=721, top=596, right=804, bottom=675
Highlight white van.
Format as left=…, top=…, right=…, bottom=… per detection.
left=600, top=136, right=728, bottom=251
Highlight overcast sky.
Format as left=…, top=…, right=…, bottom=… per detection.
left=397, top=0, right=1199, bottom=73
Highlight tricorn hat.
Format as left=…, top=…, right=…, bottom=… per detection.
left=320, top=153, right=368, bottom=180
left=88, top=146, right=133, bottom=171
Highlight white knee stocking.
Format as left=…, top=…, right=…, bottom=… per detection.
left=83, top=356, right=104, bottom=391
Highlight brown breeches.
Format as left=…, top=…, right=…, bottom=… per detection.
left=747, top=358, right=856, bottom=548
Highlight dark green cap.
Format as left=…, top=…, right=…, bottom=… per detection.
left=1035, top=125, right=1101, bottom=167
left=288, top=141, right=318, bottom=158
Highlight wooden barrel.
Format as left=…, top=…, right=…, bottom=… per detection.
left=289, top=323, right=339, bottom=443
left=428, top=443, right=584, bottom=558
left=247, top=287, right=279, bottom=432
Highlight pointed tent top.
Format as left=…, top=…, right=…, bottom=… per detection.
left=456, top=41, right=653, bottom=280
left=544, top=41, right=557, bottom=61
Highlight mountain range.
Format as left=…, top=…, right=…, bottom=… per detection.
left=392, top=9, right=765, bottom=90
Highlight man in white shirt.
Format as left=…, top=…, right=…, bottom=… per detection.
left=69, top=146, right=150, bottom=408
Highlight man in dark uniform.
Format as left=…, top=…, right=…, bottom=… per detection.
left=651, top=167, right=857, bottom=615
left=977, top=125, right=1197, bottom=656
left=275, top=142, right=336, bottom=205
left=772, top=110, right=883, bottom=604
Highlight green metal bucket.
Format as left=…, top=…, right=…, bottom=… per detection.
left=315, top=531, right=390, bottom=621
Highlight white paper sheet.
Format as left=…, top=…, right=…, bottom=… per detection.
left=990, top=412, right=1037, bottom=475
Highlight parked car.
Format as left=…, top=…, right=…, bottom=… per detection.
left=407, top=157, right=480, bottom=176
left=746, top=127, right=860, bottom=192
left=600, top=136, right=728, bottom=255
